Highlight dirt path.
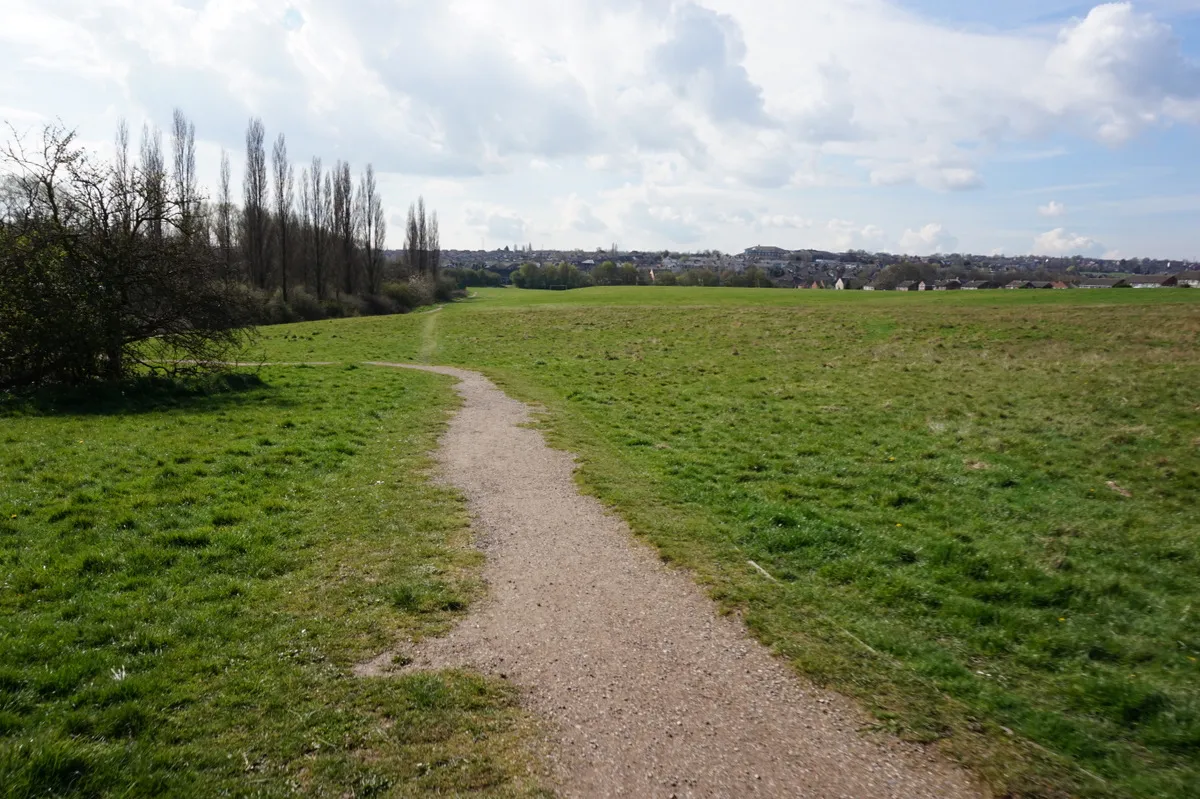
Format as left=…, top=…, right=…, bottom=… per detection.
left=360, top=364, right=985, bottom=799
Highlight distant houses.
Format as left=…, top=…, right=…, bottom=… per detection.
left=1128, top=275, right=1178, bottom=288
left=440, top=246, right=1199, bottom=291
left=845, top=272, right=1198, bottom=292
left=727, top=259, right=1198, bottom=292
left=743, top=245, right=791, bottom=260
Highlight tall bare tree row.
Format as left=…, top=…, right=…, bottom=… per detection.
left=405, top=196, right=439, bottom=277
left=13, top=112, right=441, bottom=310
left=232, top=120, right=374, bottom=300
left=225, top=117, right=451, bottom=299
left=2, top=107, right=454, bottom=389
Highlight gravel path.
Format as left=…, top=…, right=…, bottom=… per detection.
left=359, top=363, right=986, bottom=799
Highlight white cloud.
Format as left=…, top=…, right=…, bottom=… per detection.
left=719, top=0, right=1200, bottom=182
left=560, top=193, right=609, bottom=234
left=899, top=223, right=958, bottom=254
left=652, top=3, right=770, bottom=128
left=8, top=1, right=1198, bottom=181
left=860, top=224, right=885, bottom=242
left=1038, top=200, right=1067, bottom=217
left=2, top=0, right=1199, bottom=255
left=466, top=205, right=530, bottom=246
left=1033, top=227, right=1105, bottom=255
left=827, top=219, right=886, bottom=250
left=1040, top=3, right=1200, bottom=143
left=758, top=214, right=813, bottom=229
left=869, top=158, right=984, bottom=192
left=619, top=201, right=708, bottom=244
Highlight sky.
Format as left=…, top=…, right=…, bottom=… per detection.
left=2, top=0, right=1199, bottom=259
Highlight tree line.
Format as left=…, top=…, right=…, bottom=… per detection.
left=507, top=260, right=777, bottom=290
left=220, top=117, right=439, bottom=301
left=866, top=261, right=1085, bottom=289
left=0, top=111, right=446, bottom=389
left=510, top=262, right=594, bottom=289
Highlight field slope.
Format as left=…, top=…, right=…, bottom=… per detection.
left=260, top=287, right=1200, bottom=798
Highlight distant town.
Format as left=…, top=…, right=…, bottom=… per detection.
left=428, top=245, right=1200, bottom=290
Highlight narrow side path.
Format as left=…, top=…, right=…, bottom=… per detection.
left=416, top=306, right=443, bottom=363
left=360, top=363, right=985, bottom=799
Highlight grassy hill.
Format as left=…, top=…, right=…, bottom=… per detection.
left=261, top=287, right=1200, bottom=797
left=4, top=286, right=1198, bottom=797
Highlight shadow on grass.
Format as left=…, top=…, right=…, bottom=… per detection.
left=0, top=372, right=272, bottom=418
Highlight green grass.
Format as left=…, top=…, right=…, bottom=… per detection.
left=259, top=286, right=1200, bottom=798
left=1, top=367, right=545, bottom=797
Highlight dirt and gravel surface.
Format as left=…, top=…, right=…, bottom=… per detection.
left=359, top=363, right=986, bottom=799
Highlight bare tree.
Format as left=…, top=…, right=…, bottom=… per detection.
left=242, top=117, right=269, bottom=289
left=309, top=157, right=328, bottom=300
left=171, top=109, right=197, bottom=239
left=332, top=160, right=356, bottom=295
left=298, top=166, right=311, bottom=290
left=216, top=149, right=235, bottom=278
left=350, top=176, right=364, bottom=287
left=372, top=192, right=387, bottom=287
left=405, top=202, right=420, bottom=277
left=417, top=196, right=427, bottom=274
left=359, top=164, right=387, bottom=294
left=139, top=124, right=166, bottom=241
left=113, top=120, right=133, bottom=236
left=324, top=172, right=334, bottom=296
left=271, top=133, right=294, bottom=300
left=428, top=208, right=440, bottom=276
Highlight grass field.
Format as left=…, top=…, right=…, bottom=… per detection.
left=258, top=287, right=1200, bottom=799
left=6, top=286, right=1198, bottom=797
left=0, top=367, right=544, bottom=796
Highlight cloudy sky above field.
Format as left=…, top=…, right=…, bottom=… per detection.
left=3, top=1, right=1199, bottom=258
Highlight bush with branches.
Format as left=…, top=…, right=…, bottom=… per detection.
left=1, top=123, right=254, bottom=389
